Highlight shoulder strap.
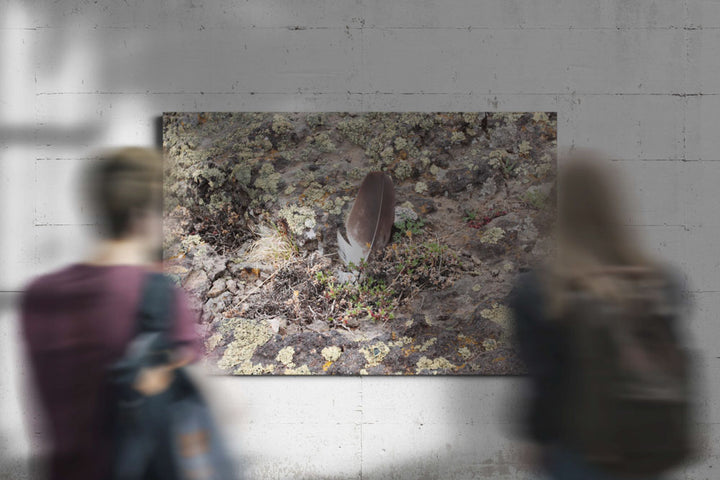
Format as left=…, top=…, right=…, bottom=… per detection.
left=136, top=272, right=176, bottom=335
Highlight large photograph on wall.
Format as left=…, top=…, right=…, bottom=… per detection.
left=163, top=112, right=556, bottom=375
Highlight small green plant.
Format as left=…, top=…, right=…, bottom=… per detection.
left=497, top=157, right=518, bottom=177
left=393, top=217, right=426, bottom=242
left=462, top=210, right=477, bottom=222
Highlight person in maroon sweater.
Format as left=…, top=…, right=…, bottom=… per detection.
left=20, top=147, right=199, bottom=480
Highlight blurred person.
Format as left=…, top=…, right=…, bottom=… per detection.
left=509, top=151, right=697, bottom=480
left=20, top=147, right=199, bottom=479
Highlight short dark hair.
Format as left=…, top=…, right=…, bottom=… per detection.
left=87, top=147, right=164, bottom=238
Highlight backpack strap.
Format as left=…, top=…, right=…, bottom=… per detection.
left=121, top=272, right=176, bottom=369
left=136, top=272, right=176, bottom=335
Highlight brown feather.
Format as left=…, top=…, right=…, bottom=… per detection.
left=337, top=171, right=395, bottom=266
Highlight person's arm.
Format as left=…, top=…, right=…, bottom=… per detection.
left=133, top=284, right=200, bottom=396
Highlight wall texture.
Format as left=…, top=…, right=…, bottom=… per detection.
left=1, top=1, right=718, bottom=478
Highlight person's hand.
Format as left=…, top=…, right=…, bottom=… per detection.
left=133, top=365, right=174, bottom=396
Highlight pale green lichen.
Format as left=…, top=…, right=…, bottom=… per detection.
left=218, top=319, right=273, bottom=372
left=321, top=346, right=342, bottom=362
left=309, top=132, right=336, bottom=152
left=276, top=346, right=296, bottom=367
left=361, top=342, right=390, bottom=367
left=380, top=146, right=395, bottom=163
left=418, top=338, right=437, bottom=352
left=480, top=304, right=514, bottom=345
left=450, top=131, right=466, bottom=144
left=180, top=234, right=206, bottom=254
left=533, top=112, right=550, bottom=123
left=458, top=347, right=472, bottom=360
left=254, top=163, right=281, bottom=195
left=306, top=113, right=326, bottom=129
left=278, top=204, right=316, bottom=236
left=488, top=149, right=510, bottom=169
left=394, top=160, right=413, bottom=180
left=231, top=162, right=252, bottom=186
left=388, top=336, right=413, bottom=347
left=271, top=114, right=294, bottom=135
left=328, top=196, right=349, bottom=215
left=394, top=137, right=408, bottom=151
left=284, top=364, right=312, bottom=375
left=415, top=181, right=428, bottom=194
left=482, top=338, right=499, bottom=351
left=480, top=304, right=511, bottom=329
left=480, top=227, right=505, bottom=244
left=416, top=356, right=455, bottom=374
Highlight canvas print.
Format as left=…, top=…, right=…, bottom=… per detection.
left=163, top=112, right=557, bottom=375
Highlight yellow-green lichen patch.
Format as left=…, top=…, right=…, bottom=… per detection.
left=236, top=362, right=275, bottom=375
left=415, top=181, right=428, bottom=194
left=284, top=364, right=311, bottom=375
left=309, top=132, right=336, bottom=152
left=321, top=345, right=342, bottom=362
left=218, top=319, right=273, bottom=372
left=388, top=336, right=413, bottom=348
left=254, top=163, right=281, bottom=194
left=394, top=160, right=413, bottom=180
left=205, top=332, right=222, bottom=352
left=361, top=342, right=390, bottom=367
left=482, top=338, right=499, bottom=351
left=276, top=346, right=296, bottom=367
left=180, top=234, right=206, bottom=254
left=480, top=304, right=511, bottom=329
left=416, top=356, right=456, bottom=374
left=271, top=114, right=294, bottom=135
left=458, top=346, right=472, bottom=360
left=418, top=338, right=437, bottom=352
left=231, top=162, right=252, bottom=186
left=480, top=227, right=505, bottom=245
left=451, top=131, right=466, bottom=144
left=480, top=304, right=514, bottom=345
left=278, top=204, right=316, bottom=236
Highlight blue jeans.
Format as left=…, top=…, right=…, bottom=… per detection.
left=545, top=447, right=662, bottom=480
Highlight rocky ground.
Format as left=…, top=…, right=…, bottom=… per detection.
left=163, top=112, right=556, bottom=375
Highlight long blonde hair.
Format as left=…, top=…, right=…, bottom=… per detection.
left=545, top=150, right=659, bottom=317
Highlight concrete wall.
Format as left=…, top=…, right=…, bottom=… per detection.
left=1, top=1, right=718, bottom=478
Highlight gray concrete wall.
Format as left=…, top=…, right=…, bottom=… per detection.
left=1, top=1, right=718, bottom=478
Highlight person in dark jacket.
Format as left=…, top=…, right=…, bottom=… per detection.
left=20, top=147, right=200, bottom=480
left=509, top=151, right=691, bottom=480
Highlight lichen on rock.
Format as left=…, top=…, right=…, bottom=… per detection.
left=217, top=318, right=273, bottom=372
left=416, top=356, right=455, bottom=374
left=480, top=227, right=505, bottom=244
left=321, top=346, right=342, bottom=362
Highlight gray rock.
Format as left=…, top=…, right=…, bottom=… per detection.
left=199, top=255, right=226, bottom=281
left=182, top=270, right=211, bottom=299
left=202, top=292, right=233, bottom=323
left=208, top=278, right=227, bottom=298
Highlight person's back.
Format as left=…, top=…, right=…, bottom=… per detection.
left=22, top=265, right=197, bottom=479
left=510, top=152, right=697, bottom=479
left=20, top=147, right=198, bottom=480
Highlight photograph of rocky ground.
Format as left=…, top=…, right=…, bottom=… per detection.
left=163, top=112, right=556, bottom=375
